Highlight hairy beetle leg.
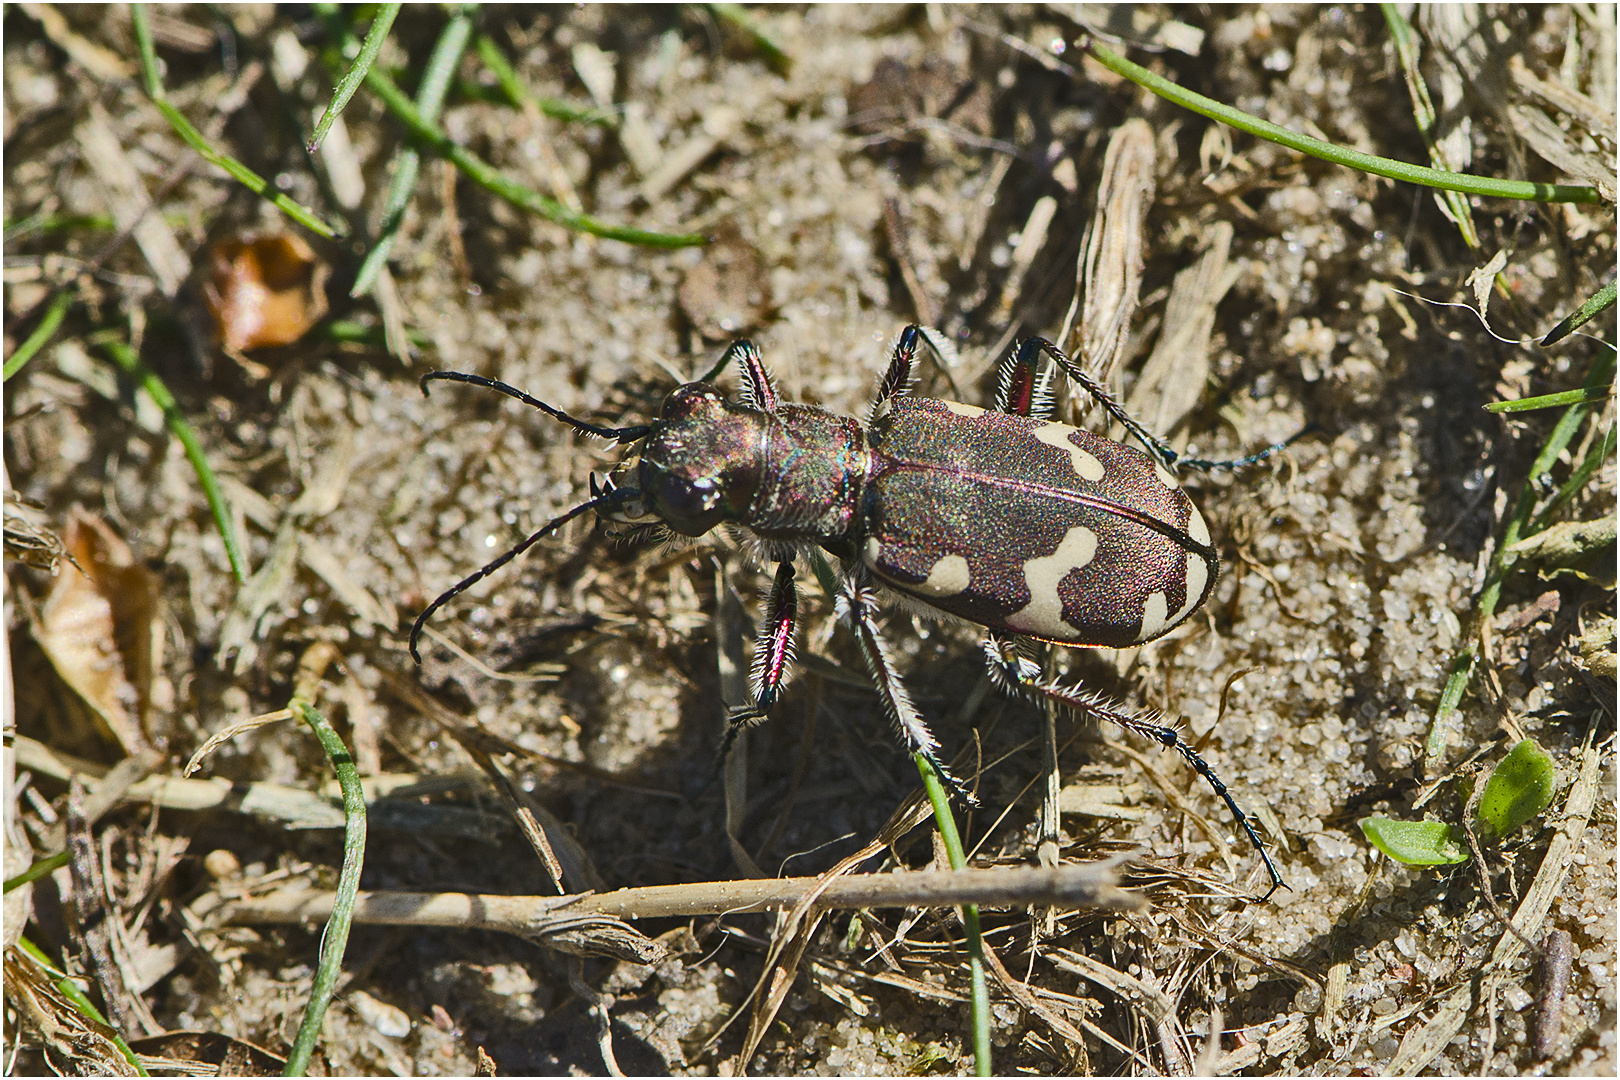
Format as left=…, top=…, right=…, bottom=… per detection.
left=719, top=560, right=799, bottom=755
left=840, top=571, right=975, bottom=806
left=983, top=634, right=1285, bottom=899
left=994, top=335, right=1060, bottom=420
left=1019, top=338, right=1308, bottom=476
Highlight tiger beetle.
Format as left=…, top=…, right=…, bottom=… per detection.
left=411, top=326, right=1297, bottom=899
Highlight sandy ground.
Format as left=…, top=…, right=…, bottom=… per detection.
left=5, top=5, right=1615, bottom=1076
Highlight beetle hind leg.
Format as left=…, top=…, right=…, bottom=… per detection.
left=983, top=634, right=1285, bottom=898
left=1018, top=337, right=1310, bottom=474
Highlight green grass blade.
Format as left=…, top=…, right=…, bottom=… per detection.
left=473, top=33, right=617, bottom=125
left=1486, top=385, right=1612, bottom=413
left=4, top=212, right=117, bottom=240
left=281, top=699, right=367, bottom=1077
left=914, top=754, right=992, bottom=1077
left=308, top=2, right=401, bottom=152
left=1081, top=37, right=1601, bottom=205
left=320, top=318, right=430, bottom=349
left=1380, top=3, right=1481, bottom=247
left=129, top=0, right=164, bottom=99
left=1425, top=347, right=1616, bottom=772
left=351, top=7, right=474, bottom=297
left=96, top=337, right=248, bottom=584
left=1531, top=420, right=1615, bottom=534
left=3, top=849, right=72, bottom=892
left=310, top=4, right=704, bottom=250
left=1542, top=280, right=1617, bottom=347
left=360, top=63, right=707, bottom=248
left=130, top=4, right=343, bottom=239
left=3, top=289, right=74, bottom=381
left=707, top=3, right=793, bottom=76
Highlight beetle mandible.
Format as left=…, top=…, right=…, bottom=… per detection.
left=412, top=326, right=1287, bottom=897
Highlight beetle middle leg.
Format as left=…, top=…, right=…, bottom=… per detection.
left=839, top=569, right=972, bottom=804
left=982, top=633, right=1285, bottom=898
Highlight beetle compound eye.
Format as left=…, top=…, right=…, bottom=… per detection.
left=652, top=472, right=724, bottom=535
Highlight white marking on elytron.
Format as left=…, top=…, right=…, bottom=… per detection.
left=1154, top=462, right=1178, bottom=490
left=1162, top=553, right=1210, bottom=634
left=1136, top=591, right=1170, bottom=642
left=1032, top=423, right=1105, bottom=482
left=943, top=400, right=985, bottom=417
left=1005, top=526, right=1098, bottom=637
left=1185, top=502, right=1211, bottom=546
left=865, top=537, right=883, bottom=563
left=915, top=554, right=970, bottom=597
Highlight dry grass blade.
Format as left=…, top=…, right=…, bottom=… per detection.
left=183, top=709, right=294, bottom=777
left=3, top=943, right=139, bottom=1075
left=1509, top=103, right=1617, bottom=202
left=222, top=863, right=1136, bottom=935
left=125, top=1030, right=285, bottom=1076
left=381, top=671, right=605, bottom=893
left=568, top=955, right=625, bottom=1076
left=1126, top=221, right=1240, bottom=436
left=65, top=780, right=161, bottom=1038
left=456, top=737, right=569, bottom=894
left=14, top=733, right=511, bottom=839
left=1061, top=117, right=1156, bottom=385
left=75, top=101, right=190, bottom=298
left=1508, top=53, right=1617, bottom=141
left=979, top=939, right=1089, bottom=1061
left=17, top=3, right=132, bottom=80
left=1048, top=945, right=1175, bottom=1021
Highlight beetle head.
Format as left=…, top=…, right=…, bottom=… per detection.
left=636, top=384, right=766, bottom=536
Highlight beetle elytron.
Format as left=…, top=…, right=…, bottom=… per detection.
left=412, top=326, right=1287, bottom=897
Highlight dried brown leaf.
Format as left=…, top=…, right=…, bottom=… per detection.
left=34, top=510, right=158, bottom=755
left=203, top=232, right=330, bottom=351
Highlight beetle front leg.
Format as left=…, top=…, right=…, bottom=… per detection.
left=697, top=339, right=780, bottom=413
left=983, top=634, right=1285, bottom=898
left=838, top=572, right=973, bottom=805
left=719, top=560, right=799, bottom=761
left=869, top=325, right=924, bottom=418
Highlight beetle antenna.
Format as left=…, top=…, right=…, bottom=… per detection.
left=421, top=370, right=652, bottom=442
left=410, top=487, right=639, bottom=665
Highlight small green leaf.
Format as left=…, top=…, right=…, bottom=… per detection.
left=1476, top=740, right=1557, bottom=839
left=1359, top=816, right=1469, bottom=865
